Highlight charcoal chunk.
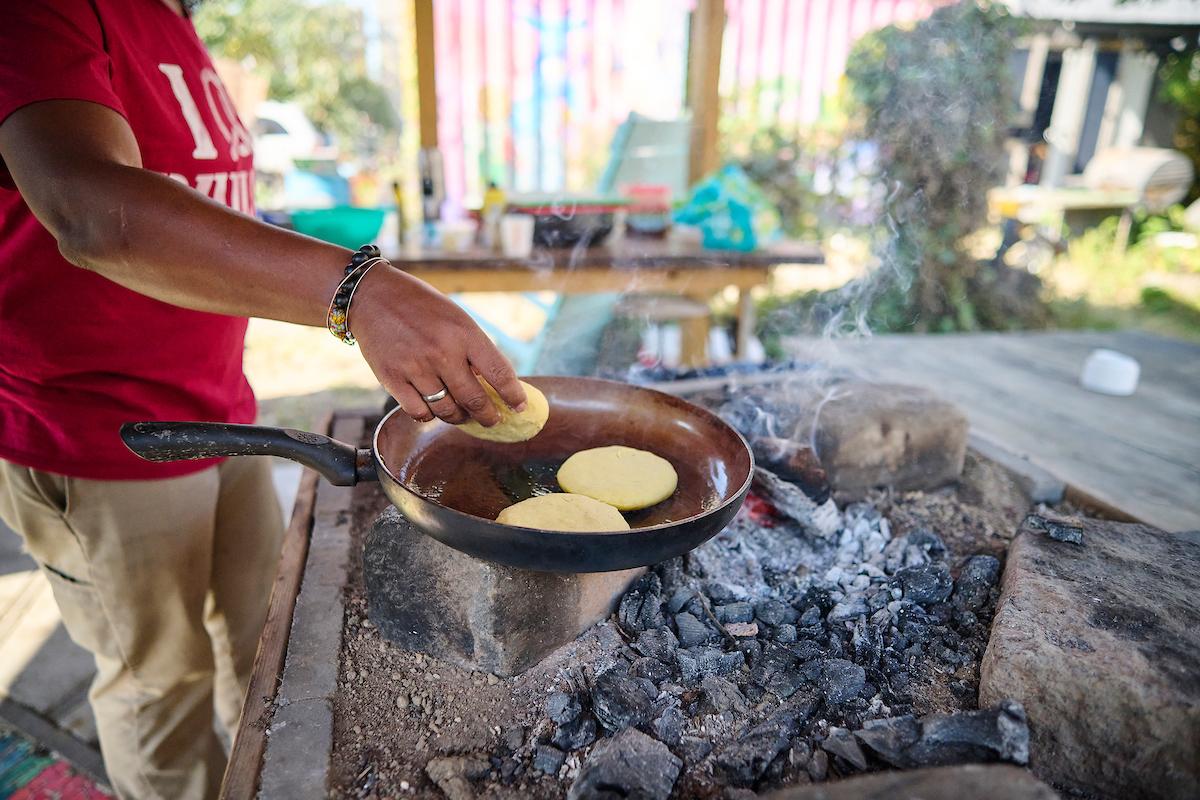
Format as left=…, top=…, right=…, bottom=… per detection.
left=773, top=624, right=797, bottom=643
left=795, top=586, right=835, bottom=614
left=822, top=726, right=868, bottom=771
left=716, top=602, right=755, bottom=624
left=678, top=736, right=714, bottom=764
left=619, top=574, right=666, bottom=632
left=713, top=711, right=799, bottom=786
left=790, top=640, right=824, bottom=662
left=1025, top=513, right=1084, bottom=544
left=907, top=528, right=947, bottom=559
left=591, top=670, right=658, bottom=732
left=674, top=612, right=718, bottom=647
left=630, top=656, right=673, bottom=684
left=652, top=706, right=684, bottom=747
left=819, top=658, right=866, bottom=706
left=568, top=728, right=681, bottom=800
left=546, top=692, right=581, bottom=725
left=666, top=586, right=695, bottom=614
left=895, top=563, right=954, bottom=605
left=854, top=714, right=921, bottom=764
left=853, top=701, right=1030, bottom=768
left=705, top=582, right=744, bottom=604
left=552, top=713, right=598, bottom=751
left=797, top=605, right=823, bottom=627
left=534, top=745, right=566, bottom=775
left=828, top=597, right=870, bottom=623
left=755, top=599, right=799, bottom=626
left=633, top=627, right=680, bottom=661
left=952, top=554, right=1001, bottom=611
left=700, top=675, right=750, bottom=717
left=677, top=647, right=744, bottom=682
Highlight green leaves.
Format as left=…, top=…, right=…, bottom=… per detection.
left=194, top=0, right=398, bottom=144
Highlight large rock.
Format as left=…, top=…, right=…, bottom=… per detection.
left=567, top=727, right=681, bottom=800
left=811, top=381, right=969, bottom=501
left=980, top=516, right=1200, bottom=799
left=764, top=764, right=1058, bottom=799
left=363, top=507, right=643, bottom=676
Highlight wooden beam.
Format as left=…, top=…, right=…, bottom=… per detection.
left=220, top=447, right=323, bottom=800
left=686, top=0, right=726, bottom=184
left=414, top=0, right=438, bottom=149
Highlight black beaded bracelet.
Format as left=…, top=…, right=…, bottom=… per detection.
left=327, top=244, right=383, bottom=345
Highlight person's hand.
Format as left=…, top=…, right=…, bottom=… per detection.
left=350, top=265, right=527, bottom=426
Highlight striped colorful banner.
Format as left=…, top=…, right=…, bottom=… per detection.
left=425, top=0, right=950, bottom=213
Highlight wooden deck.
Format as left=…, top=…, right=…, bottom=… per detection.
left=790, top=330, right=1200, bottom=532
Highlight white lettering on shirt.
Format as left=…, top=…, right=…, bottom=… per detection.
left=157, top=63, right=218, bottom=160
left=200, top=68, right=254, bottom=161
left=183, top=170, right=254, bottom=214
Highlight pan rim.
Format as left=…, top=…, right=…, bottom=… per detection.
left=371, top=375, right=755, bottom=538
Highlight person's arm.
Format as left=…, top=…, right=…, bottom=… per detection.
left=0, top=99, right=524, bottom=425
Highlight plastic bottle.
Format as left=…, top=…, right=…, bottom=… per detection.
left=481, top=181, right=507, bottom=251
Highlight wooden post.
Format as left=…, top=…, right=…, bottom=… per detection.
left=414, top=0, right=438, bottom=149
left=1041, top=39, right=1097, bottom=188
left=686, top=0, right=726, bottom=185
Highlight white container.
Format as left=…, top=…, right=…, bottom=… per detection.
left=438, top=219, right=477, bottom=253
left=500, top=213, right=535, bottom=258
left=1080, top=349, right=1140, bottom=396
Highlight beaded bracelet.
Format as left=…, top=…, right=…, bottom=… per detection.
left=327, top=244, right=384, bottom=345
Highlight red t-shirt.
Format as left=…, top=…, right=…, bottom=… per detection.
left=0, top=0, right=258, bottom=480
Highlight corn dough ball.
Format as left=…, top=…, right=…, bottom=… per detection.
left=496, top=493, right=630, bottom=532
left=557, top=445, right=678, bottom=511
left=456, top=379, right=549, bottom=443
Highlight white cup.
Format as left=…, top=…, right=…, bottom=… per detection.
left=1080, top=349, right=1140, bottom=396
left=438, top=219, right=477, bottom=253
left=500, top=213, right=535, bottom=258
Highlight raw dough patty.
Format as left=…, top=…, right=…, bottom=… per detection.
left=496, top=493, right=630, bottom=532
left=557, top=445, right=678, bottom=511
left=456, top=379, right=549, bottom=443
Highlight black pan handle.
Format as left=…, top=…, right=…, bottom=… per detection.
left=120, top=421, right=377, bottom=486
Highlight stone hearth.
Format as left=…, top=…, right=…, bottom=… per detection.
left=363, top=506, right=643, bottom=676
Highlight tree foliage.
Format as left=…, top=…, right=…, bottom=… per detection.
left=194, top=0, right=398, bottom=144
left=844, top=1, right=1041, bottom=332
left=1158, top=47, right=1200, bottom=205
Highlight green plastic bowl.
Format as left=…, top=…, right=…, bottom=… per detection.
left=290, top=206, right=386, bottom=248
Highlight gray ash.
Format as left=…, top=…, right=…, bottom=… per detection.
left=520, top=480, right=1022, bottom=797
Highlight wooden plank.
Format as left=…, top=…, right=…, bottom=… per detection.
left=258, top=413, right=365, bottom=800
left=414, top=0, right=438, bottom=149
left=686, top=0, right=726, bottom=183
left=384, top=239, right=825, bottom=270
left=220, top=420, right=325, bottom=800
left=410, top=265, right=769, bottom=296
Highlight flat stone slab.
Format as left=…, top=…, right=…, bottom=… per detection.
left=980, top=515, right=1200, bottom=799
left=764, top=764, right=1058, bottom=799
left=363, top=507, right=644, bottom=676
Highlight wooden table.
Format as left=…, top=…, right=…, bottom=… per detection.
left=384, top=238, right=824, bottom=366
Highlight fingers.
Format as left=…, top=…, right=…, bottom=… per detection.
left=391, top=382, right=434, bottom=423
left=441, top=362, right=502, bottom=426
left=469, top=336, right=527, bottom=412
left=410, top=375, right=470, bottom=425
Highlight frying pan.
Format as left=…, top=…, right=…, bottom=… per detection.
left=120, top=376, right=753, bottom=573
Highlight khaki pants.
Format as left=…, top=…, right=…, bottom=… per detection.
left=0, top=457, right=284, bottom=800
